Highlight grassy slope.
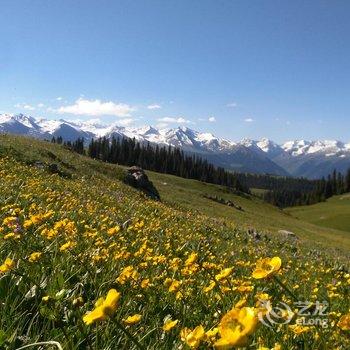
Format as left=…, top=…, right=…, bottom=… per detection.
left=286, top=194, right=350, bottom=233
left=147, top=171, right=350, bottom=253
left=1, top=133, right=349, bottom=253
left=0, top=134, right=349, bottom=349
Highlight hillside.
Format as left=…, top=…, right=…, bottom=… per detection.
left=0, top=134, right=349, bottom=349
left=286, top=194, right=350, bottom=233
left=147, top=171, right=350, bottom=253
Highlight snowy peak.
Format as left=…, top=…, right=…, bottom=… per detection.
left=257, top=138, right=278, bottom=152
left=0, top=113, right=38, bottom=128
left=138, top=125, right=159, bottom=136
left=282, top=140, right=348, bottom=157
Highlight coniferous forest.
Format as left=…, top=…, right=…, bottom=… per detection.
left=51, top=136, right=350, bottom=208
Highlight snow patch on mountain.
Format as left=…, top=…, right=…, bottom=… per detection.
left=282, top=140, right=348, bottom=157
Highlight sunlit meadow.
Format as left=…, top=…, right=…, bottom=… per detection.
left=0, top=145, right=349, bottom=349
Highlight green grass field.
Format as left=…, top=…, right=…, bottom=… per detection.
left=0, top=134, right=350, bottom=349
left=286, top=194, right=350, bottom=233
left=146, top=170, right=350, bottom=254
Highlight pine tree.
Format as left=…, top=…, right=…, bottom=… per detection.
left=346, top=168, right=350, bottom=192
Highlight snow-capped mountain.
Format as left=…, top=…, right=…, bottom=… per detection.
left=1, top=113, right=349, bottom=178
left=282, top=140, right=350, bottom=157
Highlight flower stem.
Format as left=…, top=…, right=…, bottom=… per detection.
left=113, top=318, right=145, bottom=350
left=273, top=275, right=298, bottom=302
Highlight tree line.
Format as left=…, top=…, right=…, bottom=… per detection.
left=51, top=136, right=350, bottom=208
left=263, top=169, right=350, bottom=208
left=56, top=136, right=249, bottom=193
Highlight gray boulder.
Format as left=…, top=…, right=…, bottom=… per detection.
left=124, top=166, right=160, bottom=200
left=278, top=230, right=298, bottom=240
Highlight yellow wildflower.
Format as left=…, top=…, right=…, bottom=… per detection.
left=83, top=289, right=120, bottom=325
left=28, top=252, right=42, bottom=262
left=141, top=278, right=151, bottom=289
left=163, top=318, right=179, bottom=332
left=169, top=280, right=181, bottom=292
left=215, top=267, right=233, bottom=281
left=4, top=232, right=21, bottom=240
left=252, top=257, right=282, bottom=279
left=0, top=258, right=15, bottom=273
left=123, top=314, right=142, bottom=325
left=289, top=324, right=310, bottom=335
left=116, top=265, right=138, bottom=284
left=338, top=313, right=350, bottom=331
left=185, top=252, right=198, bottom=266
left=180, top=325, right=205, bottom=348
left=203, top=280, right=216, bottom=293
left=214, top=307, right=258, bottom=349
left=205, top=327, right=219, bottom=342
left=59, top=241, right=76, bottom=252
left=107, top=226, right=120, bottom=236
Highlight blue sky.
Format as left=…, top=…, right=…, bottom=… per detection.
left=1, top=0, right=350, bottom=142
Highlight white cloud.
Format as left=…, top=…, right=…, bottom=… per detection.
left=15, top=103, right=35, bottom=111
left=147, top=104, right=161, bottom=110
left=56, top=97, right=63, bottom=101
left=157, top=117, right=191, bottom=124
left=227, top=102, right=237, bottom=108
left=208, top=116, right=216, bottom=122
left=24, top=104, right=35, bottom=110
left=37, top=103, right=45, bottom=108
left=244, top=118, right=254, bottom=123
left=57, top=98, right=135, bottom=117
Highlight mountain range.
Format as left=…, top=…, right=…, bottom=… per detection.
left=1, top=113, right=349, bottom=179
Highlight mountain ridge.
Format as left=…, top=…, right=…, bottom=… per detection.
left=1, top=113, right=349, bottom=178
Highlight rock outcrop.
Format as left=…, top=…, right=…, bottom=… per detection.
left=124, top=166, right=160, bottom=200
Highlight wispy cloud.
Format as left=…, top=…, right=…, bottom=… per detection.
left=208, top=116, right=216, bottom=122
left=227, top=102, right=237, bottom=108
left=37, top=103, right=45, bottom=108
left=56, top=97, right=63, bottom=101
left=244, top=117, right=254, bottom=123
left=147, top=104, right=161, bottom=110
left=157, top=117, right=191, bottom=124
left=57, top=98, right=135, bottom=117
left=15, top=103, right=35, bottom=111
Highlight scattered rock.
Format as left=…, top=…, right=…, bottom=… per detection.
left=47, top=163, right=72, bottom=178
left=124, top=166, right=160, bottom=200
left=48, top=163, right=59, bottom=174
left=278, top=230, right=298, bottom=240
left=33, top=161, right=45, bottom=169
left=203, top=194, right=244, bottom=211
left=247, top=228, right=262, bottom=240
